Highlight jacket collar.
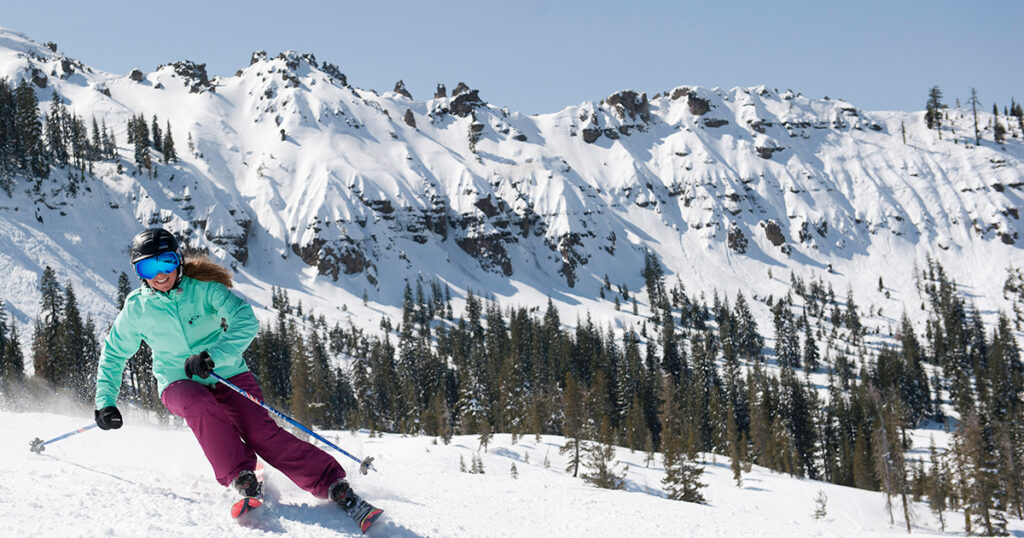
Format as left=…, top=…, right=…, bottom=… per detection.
left=142, top=276, right=191, bottom=298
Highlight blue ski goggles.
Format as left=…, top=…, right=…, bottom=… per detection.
left=134, top=251, right=181, bottom=280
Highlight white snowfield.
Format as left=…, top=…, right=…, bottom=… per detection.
left=3, top=409, right=1011, bottom=537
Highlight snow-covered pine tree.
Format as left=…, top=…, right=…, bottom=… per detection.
left=813, top=490, right=828, bottom=520
left=150, top=115, right=161, bottom=154
left=581, top=417, right=624, bottom=490
left=162, top=120, right=176, bottom=162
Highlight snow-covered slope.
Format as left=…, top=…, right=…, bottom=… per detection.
left=1, top=25, right=1023, bottom=349
left=7, top=408, right=1008, bottom=537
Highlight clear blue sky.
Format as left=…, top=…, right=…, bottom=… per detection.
left=4, top=0, right=1022, bottom=114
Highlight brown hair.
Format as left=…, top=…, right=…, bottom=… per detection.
left=181, top=255, right=233, bottom=288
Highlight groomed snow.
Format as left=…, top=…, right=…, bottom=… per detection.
left=4, top=407, right=1013, bottom=537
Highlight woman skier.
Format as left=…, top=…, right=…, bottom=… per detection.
left=93, top=228, right=381, bottom=531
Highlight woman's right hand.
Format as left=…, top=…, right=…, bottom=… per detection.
left=95, top=406, right=123, bottom=430
left=185, top=351, right=215, bottom=379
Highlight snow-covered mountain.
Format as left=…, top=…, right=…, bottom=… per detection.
left=1, top=25, right=1023, bottom=343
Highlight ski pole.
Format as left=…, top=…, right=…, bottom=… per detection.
left=210, top=372, right=377, bottom=474
left=29, top=423, right=98, bottom=454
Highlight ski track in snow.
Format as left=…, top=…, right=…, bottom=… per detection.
left=5, top=409, right=1019, bottom=537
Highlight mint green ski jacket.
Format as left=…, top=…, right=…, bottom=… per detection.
left=95, top=276, right=259, bottom=409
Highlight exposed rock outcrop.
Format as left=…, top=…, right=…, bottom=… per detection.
left=393, top=80, right=412, bottom=99
left=321, top=62, right=348, bottom=86
left=756, top=145, right=785, bottom=159
left=604, top=90, right=651, bottom=123
left=728, top=224, right=748, bottom=253
left=688, top=93, right=711, bottom=115
left=457, top=234, right=513, bottom=276
left=161, top=61, right=212, bottom=93
left=761, top=220, right=786, bottom=247
left=450, top=88, right=485, bottom=117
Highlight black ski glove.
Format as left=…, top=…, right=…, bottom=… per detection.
left=95, top=406, right=123, bottom=430
left=184, top=350, right=215, bottom=379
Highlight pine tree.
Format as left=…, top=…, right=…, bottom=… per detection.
left=90, top=117, right=102, bottom=161
left=772, top=296, right=800, bottom=369
left=0, top=302, right=15, bottom=395
left=100, top=119, right=115, bottom=160
left=955, top=411, right=1007, bottom=536
left=478, top=419, right=492, bottom=452
left=45, top=92, right=68, bottom=165
left=471, top=453, right=485, bottom=474
left=0, top=308, right=26, bottom=395
left=660, top=304, right=683, bottom=382
left=871, top=390, right=912, bottom=532
left=287, top=321, right=313, bottom=424
left=642, top=249, right=665, bottom=309
left=162, top=120, right=176, bottom=162
left=660, top=377, right=707, bottom=503
left=32, top=266, right=63, bottom=382
left=803, top=317, right=820, bottom=372
left=781, top=371, right=818, bottom=479
left=79, top=316, right=101, bottom=403
left=733, top=292, right=763, bottom=362
left=427, top=388, right=453, bottom=444
left=726, top=401, right=743, bottom=487
left=994, top=119, right=1007, bottom=144
left=813, top=490, right=828, bottom=520
left=13, top=80, right=47, bottom=178
left=328, top=365, right=358, bottom=430
left=969, top=88, right=981, bottom=145
left=559, top=373, right=585, bottom=477
left=131, top=114, right=150, bottom=171
left=581, top=417, right=625, bottom=489
left=997, top=411, right=1024, bottom=520
left=307, top=322, right=335, bottom=426
left=926, top=437, right=948, bottom=531
left=852, top=425, right=877, bottom=491
left=150, top=115, right=162, bottom=154
left=925, top=86, right=943, bottom=136
left=58, top=281, right=91, bottom=400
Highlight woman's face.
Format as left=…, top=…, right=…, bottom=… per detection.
left=146, top=267, right=178, bottom=292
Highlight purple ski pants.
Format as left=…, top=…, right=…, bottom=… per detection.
left=161, top=372, right=345, bottom=498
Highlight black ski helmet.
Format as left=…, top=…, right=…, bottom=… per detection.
left=130, top=228, right=180, bottom=264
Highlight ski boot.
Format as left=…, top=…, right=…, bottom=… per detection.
left=230, top=469, right=264, bottom=518
left=329, top=479, right=383, bottom=533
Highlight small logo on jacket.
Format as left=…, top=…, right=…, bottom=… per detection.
left=188, top=314, right=201, bottom=325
